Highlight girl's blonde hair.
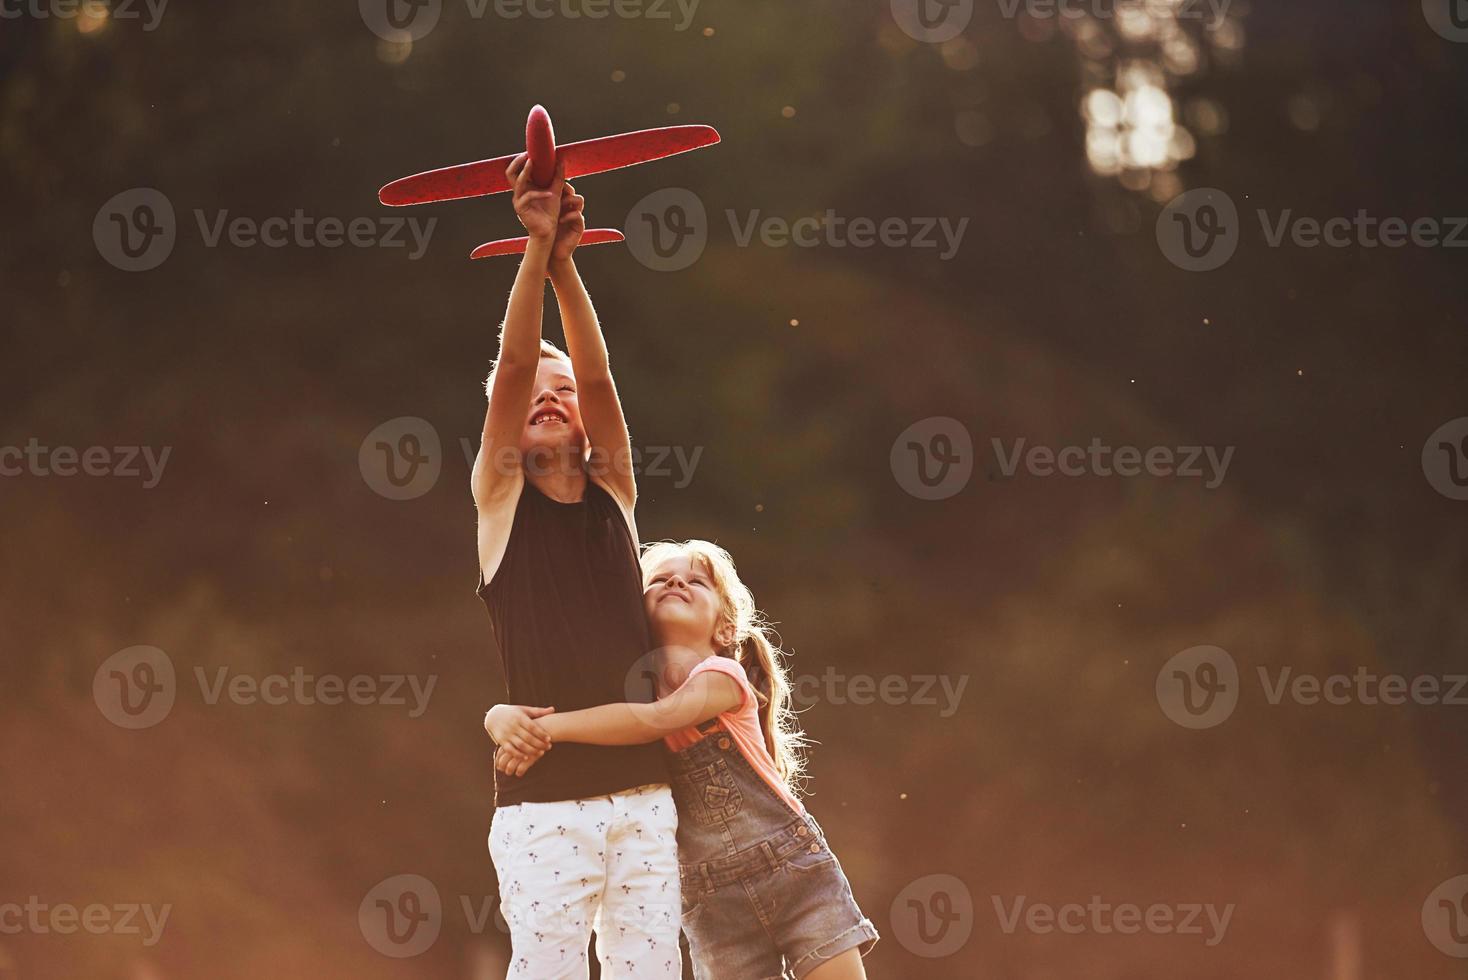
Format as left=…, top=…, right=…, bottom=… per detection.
left=640, top=540, right=809, bottom=793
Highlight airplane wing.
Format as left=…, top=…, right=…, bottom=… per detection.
left=378, top=125, right=721, bottom=207
left=379, top=153, right=520, bottom=207
left=469, top=228, right=625, bottom=260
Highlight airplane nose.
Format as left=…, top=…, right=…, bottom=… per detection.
left=526, top=105, right=557, bottom=187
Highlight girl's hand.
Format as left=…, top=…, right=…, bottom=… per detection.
left=508, top=154, right=564, bottom=243
left=551, top=182, right=586, bottom=262
left=495, top=745, right=545, bottom=779
left=484, top=704, right=555, bottom=756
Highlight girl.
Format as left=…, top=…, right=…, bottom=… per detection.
left=486, top=540, right=879, bottom=980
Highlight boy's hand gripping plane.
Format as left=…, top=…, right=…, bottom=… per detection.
left=378, top=105, right=720, bottom=260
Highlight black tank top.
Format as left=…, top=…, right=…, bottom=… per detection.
left=478, top=479, right=668, bottom=805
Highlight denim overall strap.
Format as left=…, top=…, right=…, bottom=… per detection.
left=666, top=719, right=823, bottom=872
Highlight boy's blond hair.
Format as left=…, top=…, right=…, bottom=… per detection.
left=484, top=339, right=571, bottom=398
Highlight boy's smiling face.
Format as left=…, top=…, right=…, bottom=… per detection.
left=519, top=357, right=587, bottom=459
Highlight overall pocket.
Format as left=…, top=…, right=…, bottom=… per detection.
left=671, top=758, right=745, bottom=826
left=680, top=874, right=705, bottom=917
left=783, top=843, right=838, bottom=876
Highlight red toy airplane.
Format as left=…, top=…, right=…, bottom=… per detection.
left=378, top=105, right=720, bottom=260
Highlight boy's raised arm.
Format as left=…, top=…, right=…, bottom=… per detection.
left=472, top=154, right=563, bottom=513
left=547, top=183, right=638, bottom=510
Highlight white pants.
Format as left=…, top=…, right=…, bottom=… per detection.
left=489, top=783, right=681, bottom=980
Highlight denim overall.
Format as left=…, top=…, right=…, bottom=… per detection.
left=669, top=721, right=878, bottom=980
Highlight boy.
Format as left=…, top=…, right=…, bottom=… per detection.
left=475, top=152, right=678, bottom=979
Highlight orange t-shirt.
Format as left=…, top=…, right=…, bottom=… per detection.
left=663, top=656, right=805, bottom=815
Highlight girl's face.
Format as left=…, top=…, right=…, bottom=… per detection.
left=643, top=554, right=727, bottom=648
